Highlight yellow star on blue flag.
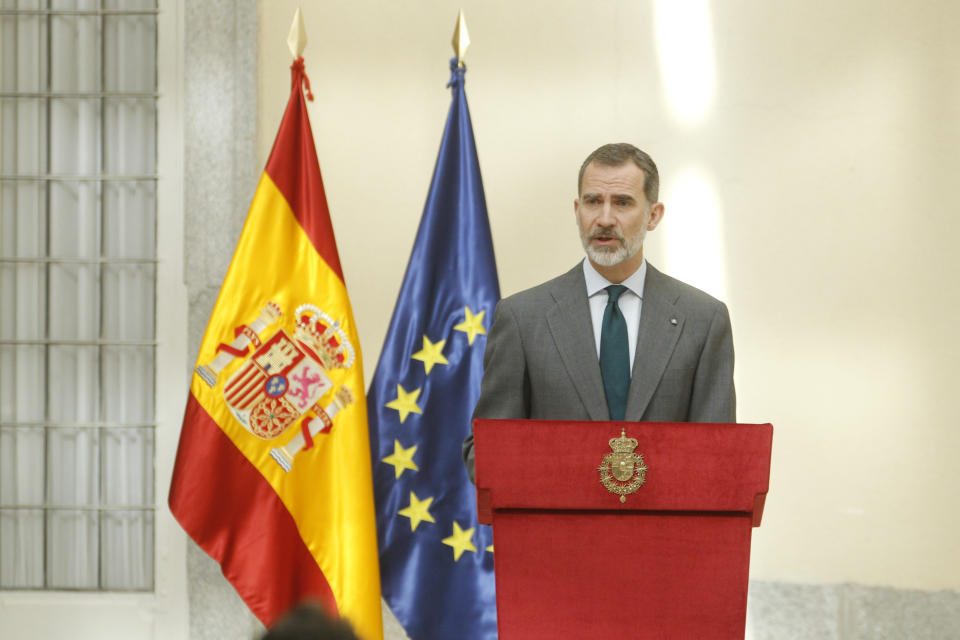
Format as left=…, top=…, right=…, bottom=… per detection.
left=384, top=384, right=423, bottom=423
left=398, top=491, right=435, bottom=531
left=411, top=335, right=449, bottom=373
left=441, top=521, right=477, bottom=561
left=454, top=307, right=486, bottom=345
left=381, top=439, right=419, bottom=479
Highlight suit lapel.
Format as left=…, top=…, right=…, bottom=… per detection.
left=546, top=265, right=609, bottom=420
left=625, top=264, right=685, bottom=420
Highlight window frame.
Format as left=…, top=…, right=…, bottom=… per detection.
left=0, top=0, right=188, bottom=634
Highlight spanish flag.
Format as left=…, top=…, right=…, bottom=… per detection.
left=168, top=57, right=382, bottom=640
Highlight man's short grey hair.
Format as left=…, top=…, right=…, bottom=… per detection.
left=578, top=143, right=660, bottom=203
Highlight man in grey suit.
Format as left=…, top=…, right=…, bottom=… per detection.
left=463, top=143, right=735, bottom=481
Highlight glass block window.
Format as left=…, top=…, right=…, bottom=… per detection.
left=0, top=0, right=158, bottom=591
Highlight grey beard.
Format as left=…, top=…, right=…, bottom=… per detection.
left=581, top=231, right=643, bottom=267
left=585, top=243, right=629, bottom=266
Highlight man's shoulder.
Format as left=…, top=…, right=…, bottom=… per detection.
left=494, top=261, right=730, bottom=318
left=497, top=263, right=583, bottom=314
left=646, top=264, right=728, bottom=315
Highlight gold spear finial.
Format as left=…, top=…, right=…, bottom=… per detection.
left=451, top=9, right=470, bottom=68
left=287, top=7, right=307, bottom=59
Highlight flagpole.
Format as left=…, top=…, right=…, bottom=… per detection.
left=287, top=7, right=307, bottom=58
left=452, top=9, right=470, bottom=67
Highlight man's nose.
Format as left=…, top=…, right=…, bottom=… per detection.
left=597, top=201, right=615, bottom=224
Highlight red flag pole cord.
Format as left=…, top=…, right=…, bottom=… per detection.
left=291, top=57, right=314, bottom=102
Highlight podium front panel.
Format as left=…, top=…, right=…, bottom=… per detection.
left=493, top=510, right=752, bottom=639
left=475, top=419, right=772, bottom=517
left=473, top=419, right=772, bottom=639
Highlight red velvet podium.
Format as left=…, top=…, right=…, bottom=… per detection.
left=474, top=419, right=772, bottom=640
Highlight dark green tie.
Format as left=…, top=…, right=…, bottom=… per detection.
left=600, top=284, right=630, bottom=420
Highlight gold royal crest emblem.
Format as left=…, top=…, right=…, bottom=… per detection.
left=598, top=428, right=648, bottom=503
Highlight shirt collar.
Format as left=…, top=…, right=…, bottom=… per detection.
left=582, top=257, right=647, bottom=299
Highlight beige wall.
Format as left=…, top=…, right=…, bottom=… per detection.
left=257, top=0, right=960, bottom=592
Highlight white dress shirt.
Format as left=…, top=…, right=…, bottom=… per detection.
left=582, top=258, right=646, bottom=373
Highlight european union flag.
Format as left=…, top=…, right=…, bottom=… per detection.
left=367, top=59, right=499, bottom=640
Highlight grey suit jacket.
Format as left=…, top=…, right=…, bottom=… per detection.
left=463, top=261, right=736, bottom=480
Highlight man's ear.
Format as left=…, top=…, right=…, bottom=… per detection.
left=647, top=202, right=665, bottom=230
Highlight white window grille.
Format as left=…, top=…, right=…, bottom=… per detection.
left=0, top=0, right=157, bottom=591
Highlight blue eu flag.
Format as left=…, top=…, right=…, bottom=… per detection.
left=367, top=59, right=499, bottom=639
